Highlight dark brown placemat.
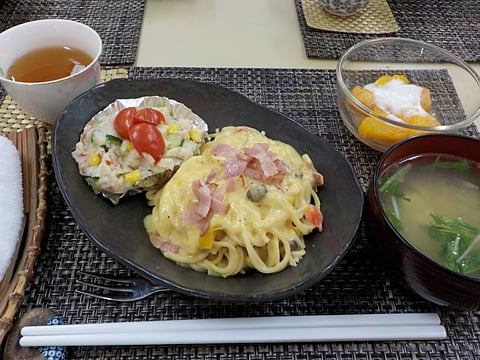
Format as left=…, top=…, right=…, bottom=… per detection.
left=295, top=0, right=480, bottom=62
left=10, top=67, right=480, bottom=359
left=0, top=0, right=145, bottom=65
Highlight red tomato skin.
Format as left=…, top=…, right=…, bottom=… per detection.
left=129, top=123, right=166, bottom=163
left=134, top=108, right=166, bottom=125
left=114, top=107, right=136, bottom=139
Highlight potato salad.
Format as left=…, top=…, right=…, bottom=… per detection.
left=72, top=96, right=208, bottom=204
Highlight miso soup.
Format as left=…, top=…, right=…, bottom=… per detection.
left=378, top=154, right=480, bottom=278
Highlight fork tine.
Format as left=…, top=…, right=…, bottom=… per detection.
left=75, top=271, right=168, bottom=302
left=76, top=271, right=137, bottom=296
left=76, top=279, right=134, bottom=293
left=78, top=271, right=135, bottom=284
left=75, top=289, right=133, bottom=302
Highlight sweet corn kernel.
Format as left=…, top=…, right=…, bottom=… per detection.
left=124, top=141, right=135, bottom=152
left=124, top=169, right=142, bottom=183
left=89, top=153, right=101, bottom=166
left=167, top=124, right=180, bottom=134
left=188, top=129, right=203, bottom=142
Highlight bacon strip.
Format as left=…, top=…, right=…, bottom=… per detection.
left=149, top=233, right=181, bottom=254
left=313, top=172, right=324, bottom=186
left=184, top=178, right=230, bottom=235
left=192, top=180, right=212, bottom=218
left=224, top=158, right=248, bottom=178
left=185, top=142, right=291, bottom=235
left=211, top=142, right=286, bottom=182
left=210, top=143, right=237, bottom=157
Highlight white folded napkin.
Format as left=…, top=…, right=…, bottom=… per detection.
left=0, top=136, right=23, bottom=282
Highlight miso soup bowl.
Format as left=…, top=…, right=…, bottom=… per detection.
left=365, top=134, right=480, bottom=310
left=0, top=19, right=102, bottom=124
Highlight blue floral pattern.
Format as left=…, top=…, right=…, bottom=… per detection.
left=38, top=316, right=67, bottom=360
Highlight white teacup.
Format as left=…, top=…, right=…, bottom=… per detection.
left=0, top=19, right=102, bottom=124
left=319, top=0, right=371, bottom=16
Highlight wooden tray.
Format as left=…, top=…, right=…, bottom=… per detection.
left=0, top=126, right=49, bottom=345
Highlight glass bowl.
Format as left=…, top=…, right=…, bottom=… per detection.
left=336, top=38, right=480, bottom=152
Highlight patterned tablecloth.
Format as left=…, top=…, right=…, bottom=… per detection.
left=1, top=67, right=479, bottom=359
left=295, top=0, right=480, bottom=62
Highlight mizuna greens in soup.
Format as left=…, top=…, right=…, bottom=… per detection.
left=378, top=154, right=480, bottom=278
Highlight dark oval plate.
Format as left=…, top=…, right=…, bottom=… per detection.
left=52, top=78, right=364, bottom=303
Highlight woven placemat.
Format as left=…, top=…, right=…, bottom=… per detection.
left=301, top=0, right=399, bottom=34
left=0, top=0, right=145, bottom=65
left=3, top=67, right=480, bottom=359
left=295, top=0, right=480, bottom=61
left=0, top=68, right=128, bottom=137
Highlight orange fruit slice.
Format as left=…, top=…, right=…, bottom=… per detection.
left=351, top=86, right=375, bottom=109
left=374, top=74, right=409, bottom=86
left=406, top=114, right=441, bottom=136
left=358, top=116, right=410, bottom=144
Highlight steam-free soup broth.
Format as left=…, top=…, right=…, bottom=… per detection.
left=378, top=154, right=480, bottom=278
left=6, top=46, right=93, bottom=83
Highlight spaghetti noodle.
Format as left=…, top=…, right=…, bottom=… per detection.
left=144, top=126, right=324, bottom=277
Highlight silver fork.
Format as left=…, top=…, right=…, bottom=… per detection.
left=76, top=271, right=170, bottom=302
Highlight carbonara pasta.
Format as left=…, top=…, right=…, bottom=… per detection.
left=144, top=126, right=324, bottom=277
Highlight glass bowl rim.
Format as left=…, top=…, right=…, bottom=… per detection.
left=336, top=37, right=480, bottom=132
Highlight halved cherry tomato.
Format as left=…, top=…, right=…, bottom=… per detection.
left=114, top=107, right=136, bottom=139
left=304, top=204, right=324, bottom=231
left=134, top=108, right=166, bottom=126
left=129, top=123, right=166, bottom=163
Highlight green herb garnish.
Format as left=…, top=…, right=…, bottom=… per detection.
left=430, top=213, right=479, bottom=235
left=460, top=253, right=480, bottom=274
left=378, top=163, right=411, bottom=201
left=383, top=206, right=403, bottom=231
left=428, top=159, right=471, bottom=173
left=428, top=213, right=480, bottom=275
left=443, top=236, right=461, bottom=272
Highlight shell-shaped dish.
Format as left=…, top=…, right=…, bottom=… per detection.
left=72, top=96, right=209, bottom=204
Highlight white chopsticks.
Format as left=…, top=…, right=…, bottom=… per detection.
left=20, top=313, right=446, bottom=347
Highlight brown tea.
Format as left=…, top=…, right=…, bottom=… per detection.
left=6, top=46, right=93, bottom=83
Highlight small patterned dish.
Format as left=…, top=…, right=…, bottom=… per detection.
left=319, top=0, right=371, bottom=16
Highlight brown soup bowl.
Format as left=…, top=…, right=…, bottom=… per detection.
left=365, top=133, right=480, bottom=310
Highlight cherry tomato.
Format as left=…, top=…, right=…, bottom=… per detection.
left=129, top=123, right=166, bottom=163
left=134, top=108, right=166, bottom=125
left=114, top=107, right=136, bottom=139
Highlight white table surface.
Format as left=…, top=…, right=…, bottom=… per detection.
left=137, top=0, right=480, bottom=127
left=137, top=0, right=335, bottom=69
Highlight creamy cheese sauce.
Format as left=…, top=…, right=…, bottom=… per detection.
left=145, top=126, right=324, bottom=277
